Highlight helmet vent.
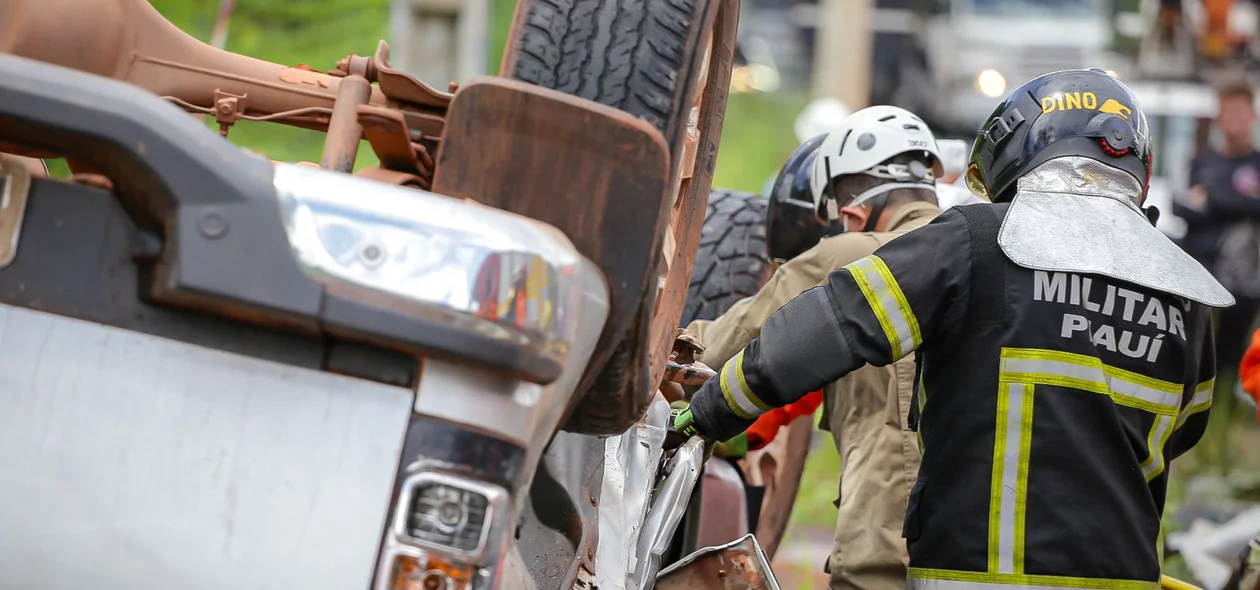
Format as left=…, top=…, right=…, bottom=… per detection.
left=878, top=115, right=896, bottom=122
left=837, top=129, right=852, bottom=155
left=903, top=123, right=921, bottom=131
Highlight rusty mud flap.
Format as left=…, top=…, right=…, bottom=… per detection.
left=654, top=534, right=781, bottom=590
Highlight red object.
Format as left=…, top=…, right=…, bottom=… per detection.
left=1239, top=330, right=1260, bottom=423
left=745, top=390, right=823, bottom=450
left=1098, top=137, right=1131, bottom=158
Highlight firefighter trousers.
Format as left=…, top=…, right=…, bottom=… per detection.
left=824, top=355, right=921, bottom=590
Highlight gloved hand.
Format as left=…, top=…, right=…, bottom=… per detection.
left=667, top=400, right=715, bottom=462
left=713, top=431, right=748, bottom=459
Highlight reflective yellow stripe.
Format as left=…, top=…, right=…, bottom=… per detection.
left=989, top=347, right=1184, bottom=574
left=718, top=350, right=768, bottom=420
left=917, top=367, right=927, bottom=452
left=1175, top=378, right=1214, bottom=429
left=1140, top=414, right=1175, bottom=480
left=989, top=382, right=1035, bottom=574
left=870, top=255, right=923, bottom=347
left=845, top=255, right=921, bottom=359
left=999, top=348, right=1182, bottom=415
left=1157, top=529, right=1165, bottom=566
left=908, top=568, right=1159, bottom=590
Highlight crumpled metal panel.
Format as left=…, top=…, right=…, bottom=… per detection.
left=595, top=394, right=671, bottom=590
left=655, top=534, right=782, bottom=590
left=631, top=436, right=705, bottom=590
left=998, top=156, right=1234, bottom=307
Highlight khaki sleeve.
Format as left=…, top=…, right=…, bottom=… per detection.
left=686, top=234, right=878, bottom=370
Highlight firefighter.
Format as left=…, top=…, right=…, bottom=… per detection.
left=672, top=68, right=1235, bottom=588
left=686, top=104, right=943, bottom=590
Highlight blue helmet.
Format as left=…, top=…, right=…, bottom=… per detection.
left=765, top=134, right=839, bottom=262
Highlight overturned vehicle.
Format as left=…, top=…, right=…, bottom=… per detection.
left=0, top=0, right=788, bottom=588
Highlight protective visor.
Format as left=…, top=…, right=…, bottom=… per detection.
left=997, top=157, right=1234, bottom=308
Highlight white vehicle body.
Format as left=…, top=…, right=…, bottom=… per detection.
left=922, top=0, right=1116, bottom=132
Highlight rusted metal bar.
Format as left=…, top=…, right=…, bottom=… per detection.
left=655, top=534, right=781, bottom=590
left=663, top=360, right=716, bottom=387
left=320, top=74, right=372, bottom=172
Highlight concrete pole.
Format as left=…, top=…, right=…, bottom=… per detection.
left=812, top=0, right=874, bottom=109
left=391, top=0, right=489, bottom=88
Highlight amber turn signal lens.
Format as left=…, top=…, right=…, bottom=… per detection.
left=389, top=554, right=474, bottom=590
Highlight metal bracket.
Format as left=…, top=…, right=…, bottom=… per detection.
left=211, top=89, right=248, bottom=136
left=0, top=154, right=33, bottom=269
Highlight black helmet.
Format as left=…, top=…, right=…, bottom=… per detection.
left=966, top=68, right=1152, bottom=203
left=766, top=134, right=841, bottom=262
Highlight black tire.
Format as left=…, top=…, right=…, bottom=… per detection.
left=502, top=0, right=728, bottom=435
left=680, top=189, right=773, bottom=326
left=503, top=0, right=709, bottom=150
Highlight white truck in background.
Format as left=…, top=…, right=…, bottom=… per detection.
left=892, top=0, right=1121, bottom=135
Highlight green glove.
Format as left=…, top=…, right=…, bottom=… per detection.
left=713, top=431, right=748, bottom=459
left=668, top=400, right=716, bottom=462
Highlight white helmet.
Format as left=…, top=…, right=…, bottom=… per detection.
left=935, top=138, right=970, bottom=184
left=794, top=98, right=852, bottom=144
left=936, top=182, right=986, bottom=211
left=809, top=105, right=942, bottom=222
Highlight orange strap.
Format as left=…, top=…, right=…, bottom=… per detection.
left=745, top=390, right=824, bottom=450
left=1240, top=330, right=1260, bottom=422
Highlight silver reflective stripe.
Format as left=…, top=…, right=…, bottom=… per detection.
left=1176, top=379, right=1214, bottom=428
left=846, top=256, right=920, bottom=359
left=719, top=350, right=766, bottom=419
left=1140, top=414, right=1175, bottom=480
left=999, top=356, right=1180, bottom=414
left=910, top=579, right=1139, bottom=590
left=995, top=383, right=1030, bottom=573
left=907, top=570, right=1159, bottom=590
left=911, top=580, right=1068, bottom=590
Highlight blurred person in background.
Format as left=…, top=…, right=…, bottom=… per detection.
left=687, top=104, right=943, bottom=590
left=1175, top=79, right=1260, bottom=372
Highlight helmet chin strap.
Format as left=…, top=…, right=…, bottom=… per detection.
left=826, top=199, right=840, bottom=222
left=841, top=182, right=936, bottom=232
